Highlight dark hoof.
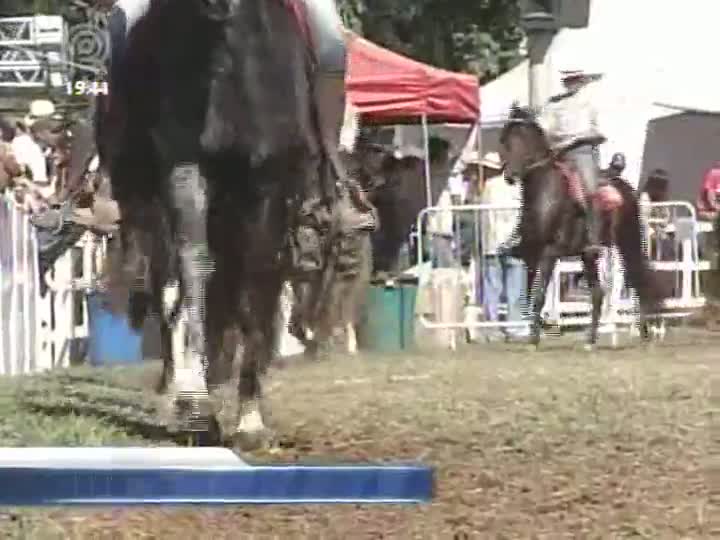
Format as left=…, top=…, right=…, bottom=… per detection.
left=303, top=340, right=326, bottom=360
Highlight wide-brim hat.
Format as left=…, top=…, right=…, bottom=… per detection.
left=479, top=151, right=503, bottom=170
left=561, top=69, right=603, bottom=82
left=23, top=99, right=55, bottom=128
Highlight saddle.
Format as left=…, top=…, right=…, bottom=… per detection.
left=553, top=160, right=623, bottom=213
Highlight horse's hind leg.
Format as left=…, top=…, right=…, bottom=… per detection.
left=203, top=263, right=240, bottom=446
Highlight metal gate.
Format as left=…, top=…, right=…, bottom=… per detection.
left=415, top=201, right=710, bottom=345
left=0, top=195, right=106, bottom=375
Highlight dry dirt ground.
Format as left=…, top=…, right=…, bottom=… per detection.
left=0, top=327, right=716, bottom=539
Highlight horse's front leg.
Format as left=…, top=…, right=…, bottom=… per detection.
left=529, top=250, right=558, bottom=348
left=232, top=187, right=289, bottom=451
left=167, top=164, right=212, bottom=410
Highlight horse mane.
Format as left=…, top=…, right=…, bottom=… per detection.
left=500, top=105, right=550, bottom=154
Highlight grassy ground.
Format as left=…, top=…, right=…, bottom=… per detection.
left=0, top=328, right=715, bottom=539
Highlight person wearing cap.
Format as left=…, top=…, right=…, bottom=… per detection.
left=539, top=68, right=606, bottom=254
left=11, top=109, right=51, bottom=185
left=604, top=152, right=626, bottom=180
left=477, top=151, right=527, bottom=341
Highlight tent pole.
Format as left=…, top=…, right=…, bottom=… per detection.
left=421, top=113, right=432, bottom=206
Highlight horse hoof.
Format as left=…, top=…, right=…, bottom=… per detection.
left=232, top=427, right=276, bottom=453
left=582, top=343, right=596, bottom=353
left=230, top=399, right=273, bottom=452
left=157, top=391, right=210, bottom=432
left=175, top=391, right=211, bottom=429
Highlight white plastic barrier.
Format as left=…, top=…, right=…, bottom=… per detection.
left=416, top=201, right=710, bottom=344
left=0, top=196, right=106, bottom=376
left=542, top=201, right=709, bottom=334
left=0, top=196, right=41, bottom=375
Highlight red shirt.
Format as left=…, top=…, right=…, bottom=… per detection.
left=698, top=166, right=720, bottom=212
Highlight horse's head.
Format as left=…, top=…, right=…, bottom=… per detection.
left=499, top=105, right=551, bottom=179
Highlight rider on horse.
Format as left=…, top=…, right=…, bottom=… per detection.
left=539, top=68, right=606, bottom=254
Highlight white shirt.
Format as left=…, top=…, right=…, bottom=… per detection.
left=115, top=0, right=152, bottom=32
left=538, top=83, right=601, bottom=149
left=480, top=173, right=521, bottom=255
left=427, top=189, right=454, bottom=237
left=11, top=133, right=47, bottom=184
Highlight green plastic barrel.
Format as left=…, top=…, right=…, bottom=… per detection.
left=361, top=280, right=418, bottom=353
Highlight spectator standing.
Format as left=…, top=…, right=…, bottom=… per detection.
left=479, top=152, right=527, bottom=341
left=427, top=185, right=455, bottom=267
left=11, top=100, right=56, bottom=186
left=697, top=162, right=720, bottom=221
left=603, top=152, right=626, bottom=180
left=640, top=168, right=671, bottom=223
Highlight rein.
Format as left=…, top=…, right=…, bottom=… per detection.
left=523, top=154, right=553, bottom=174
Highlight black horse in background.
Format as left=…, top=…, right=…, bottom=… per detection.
left=500, top=106, right=664, bottom=349
left=347, top=137, right=454, bottom=274
left=100, top=0, right=339, bottom=449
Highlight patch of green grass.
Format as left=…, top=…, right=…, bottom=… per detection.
left=0, top=363, right=168, bottom=447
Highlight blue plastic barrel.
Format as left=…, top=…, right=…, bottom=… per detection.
left=86, top=293, right=143, bottom=366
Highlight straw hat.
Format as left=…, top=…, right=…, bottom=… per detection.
left=479, top=151, right=503, bottom=170
left=23, top=99, right=55, bottom=128
left=560, top=69, right=603, bottom=83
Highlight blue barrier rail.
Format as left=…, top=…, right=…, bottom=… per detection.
left=0, top=448, right=434, bottom=505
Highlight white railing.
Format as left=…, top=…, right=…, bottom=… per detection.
left=415, top=201, right=711, bottom=347
left=0, top=196, right=40, bottom=374
left=0, top=195, right=106, bottom=376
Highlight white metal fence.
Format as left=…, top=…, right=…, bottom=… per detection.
left=416, top=200, right=711, bottom=346
left=0, top=196, right=106, bottom=376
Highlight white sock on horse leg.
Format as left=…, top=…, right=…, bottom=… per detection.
left=346, top=322, right=357, bottom=354
left=236, top=398, right=265, bottom=434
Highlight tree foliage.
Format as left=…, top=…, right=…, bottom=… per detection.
left=2, top=0, right=523, bottom=81
left=338, top=0, right=523, bottom=81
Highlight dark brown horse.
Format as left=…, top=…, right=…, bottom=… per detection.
left=500, top=106, right=663, bottom=348
left=100, top=0, right=341, bottom=449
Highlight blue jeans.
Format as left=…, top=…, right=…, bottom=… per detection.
left=482, top=255, right=528, bottom=336
left=431, top=235, right=454, bottom=268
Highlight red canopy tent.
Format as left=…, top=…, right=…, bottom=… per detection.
left=344, top=34, right=481, bottom=203
left=345, top=34, right=480, bottom=125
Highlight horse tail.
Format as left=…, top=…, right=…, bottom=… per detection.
left=610, top=177, right=666, bottom=312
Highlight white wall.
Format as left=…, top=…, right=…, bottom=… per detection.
left=479, top=0, right=720, bottom=190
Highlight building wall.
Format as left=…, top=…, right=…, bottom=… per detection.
left=640, top=112, right=720, bottom=204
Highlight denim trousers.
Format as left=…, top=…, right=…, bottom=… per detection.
left=431, top=235, right=454, bottom=268
left=482, top=255, right=527, bottom=335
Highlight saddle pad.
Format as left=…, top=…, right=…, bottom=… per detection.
left=593, top=184, right=623, bottom=212
left=554, top=161, right=623, bottom=212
